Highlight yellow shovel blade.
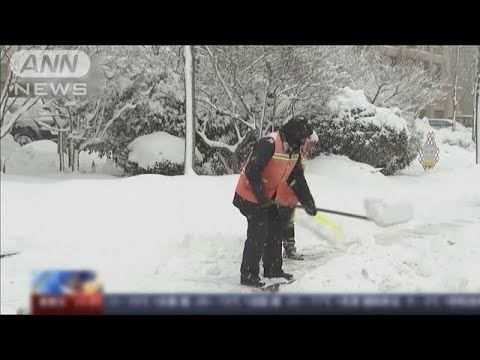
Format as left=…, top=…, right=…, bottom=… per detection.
left=314, top=213, right=344, bottom=239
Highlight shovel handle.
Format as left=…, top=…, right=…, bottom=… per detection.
left=294, top=205, right=370, bottom=221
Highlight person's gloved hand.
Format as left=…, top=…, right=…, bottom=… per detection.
left=304, top=204, right=317, bottom=216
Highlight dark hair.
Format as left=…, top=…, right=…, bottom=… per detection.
left=280, top=116, right=313, bottom=149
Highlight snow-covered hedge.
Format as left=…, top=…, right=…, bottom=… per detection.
left=125, top=132, right=204, bottom=175
left=436, top=128, right=475, bottom=149
left=313, top=87, right=417, bottom=175
left=412, top=117, right=475, bottom=150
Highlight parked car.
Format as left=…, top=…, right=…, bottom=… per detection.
left=428, top=118, right=467, bottom=131
left=10, top=101, right=63, bottom=146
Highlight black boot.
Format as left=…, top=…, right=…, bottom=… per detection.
left=263, top=269, right=294, bottom=281
left=283, top=246, right=304, bottom=260
left=240, top=273, right=266, bottom=287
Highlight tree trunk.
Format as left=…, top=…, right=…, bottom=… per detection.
left=62, top=143, right=66, bottom=172
left=183, top=45, right=196, bottom=175
left=475, top=91, right=480, bottom=164
left=474, top=75, right=477, bottom=144
left=58, top=132, right=63, bottom=172
left=452, top=82, right=458, bottom=131
left=259, top=89, right=268, bottom=138
left=72, top=148, right=79, bottom=172
left=475, top=46, right=480, bottom=164
left=217, top=151, right=234, bottom=174
left=473, top=94, right=476, bottom=143
left=476, top=61, right=480, bottom=165
left=452, top=46, right=460, bottom=132
left=231, top=152, right=239, bottom=174
left=68, top=141, right=74, bottom=170
left=271, top=94, right=277, bottom=133
left=76, top=148, right=80, bottom=172
left=475, top=88, right=480, bottom=164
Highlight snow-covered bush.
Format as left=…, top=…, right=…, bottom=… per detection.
left=85, top=46, right=187, bottom=172
left=125, top=132, right=203, bottom=175
left=436, top=128, right=475, bottom=149
left=313, top=87, right=416, bottom=175
left=412, top=117, right=475, bottom=150
left=340, top=46, right=446, bottom=120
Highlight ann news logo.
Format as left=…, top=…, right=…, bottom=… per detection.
left=9, top=50, right=90, bottom=97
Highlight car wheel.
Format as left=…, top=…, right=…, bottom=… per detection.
left=14, top=131, right=37, bottom=146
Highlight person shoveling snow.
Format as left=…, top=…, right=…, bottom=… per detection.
left=232, top=115, right=414, bottom=289
left=233, top=116, right=319, bottom=288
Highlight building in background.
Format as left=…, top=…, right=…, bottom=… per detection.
left=380, top=45, right=474, bottom=127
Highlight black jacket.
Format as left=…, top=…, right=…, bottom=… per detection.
left=233, top=136, right=316, bottom=210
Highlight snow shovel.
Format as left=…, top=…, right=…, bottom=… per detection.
left=295, top=198, right=413, bottom=227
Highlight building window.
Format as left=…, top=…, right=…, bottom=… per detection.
left=434, top=110, right=444, bottom=118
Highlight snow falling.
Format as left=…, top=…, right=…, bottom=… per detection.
left=1, top=45, right=479, bottom=314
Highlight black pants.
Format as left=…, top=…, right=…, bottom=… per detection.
left=235, top=197, right=286, bottom=277
left=278, top=206, right=295, bottom=251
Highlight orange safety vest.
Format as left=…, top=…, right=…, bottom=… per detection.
left=275, top=158, right=306, bottom=206
left=235, top=131, right=299, bottom=205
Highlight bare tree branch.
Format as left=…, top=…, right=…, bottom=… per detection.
left=204, top=46, right=235, bottom=103
left=79, top=102, right=137, bottom=150
left=1, top=96, right=40, bottom=138
left=235, top=51, right=267, bottom=85
left=197, top=97, right=254, bottom=129
left=197, top=129, right=239, bottom=153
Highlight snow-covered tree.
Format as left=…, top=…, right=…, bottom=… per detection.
left=447, top=46, right=462, bottom=131
left=90, top=46, right=187, bottom=174
left=474, top=46, right=480, bottom=164
left=342, top=46, right=446, bottom=120
left=41, top=46, right=143, bottom=172
left=444, top=46, right=478, bottom=132
left=195, top=45, right=347, bottom=173
left=0, top=45, right=44, bottom=138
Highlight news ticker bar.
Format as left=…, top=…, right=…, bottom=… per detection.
left=102, top=294, right=480, bottom=314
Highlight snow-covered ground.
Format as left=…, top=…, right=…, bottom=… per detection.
left=1, top=135, right=479, bottom=314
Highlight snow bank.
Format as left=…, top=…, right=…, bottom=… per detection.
left=5, top=140, right=59, bottom=174
left=435, top=128, right=475, bottom=150
left=328, top=87, right=408, bottom=134
left=414, top=117, right=474, bottom=150
left=0, top=135, right=21, bottom=169
left=127, top=131, right=202, bottom=168
left=0, top=136, right=122, bottom=176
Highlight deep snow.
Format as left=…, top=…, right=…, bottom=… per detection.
left=1, top=134, right=479, bottom=314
